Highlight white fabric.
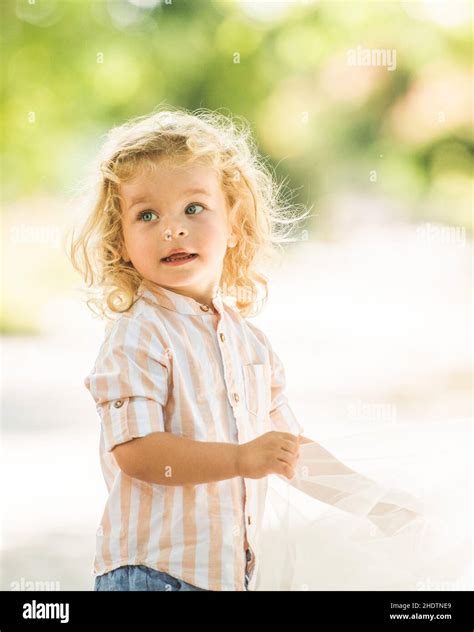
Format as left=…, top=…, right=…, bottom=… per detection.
left=252, top=418, right=472, bottom=591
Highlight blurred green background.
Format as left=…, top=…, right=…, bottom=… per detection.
left=2, top=0, right=472, bottom=334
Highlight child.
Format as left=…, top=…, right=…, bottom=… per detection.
left=69, top=107, right=418, bottom=592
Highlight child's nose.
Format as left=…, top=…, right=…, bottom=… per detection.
left=162, top=226, right=188, bottom=240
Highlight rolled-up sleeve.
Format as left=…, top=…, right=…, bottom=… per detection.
left=84, top=317, right=169, bottom=453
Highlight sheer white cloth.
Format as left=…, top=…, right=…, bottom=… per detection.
left=253, top=418, right=472, bottom=591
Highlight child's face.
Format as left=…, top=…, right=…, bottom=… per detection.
left=119, top=157, right=234, bottom=304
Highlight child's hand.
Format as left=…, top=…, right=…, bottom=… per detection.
left=237, top=432, right=301, bottom=480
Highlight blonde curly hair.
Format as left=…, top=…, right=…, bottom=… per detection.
left=67, top=105, right=311, bottom=320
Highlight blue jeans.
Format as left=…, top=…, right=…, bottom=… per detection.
left=94, top=560, right=251, bottom=591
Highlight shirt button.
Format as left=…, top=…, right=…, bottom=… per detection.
left=113, top=400, right=124, bottom=408
left=248, top=515, right=251, bottom=525
left=219, top=332, right=226, bottom=342
left=200, top=305, right=210, bottom=312
left=233, top=392, right=240, bottom=403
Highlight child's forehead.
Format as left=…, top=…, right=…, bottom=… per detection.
left=118, top=157, right=223, bottom=204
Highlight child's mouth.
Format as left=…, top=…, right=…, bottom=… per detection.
left=160, top=253, right=198, bottom=266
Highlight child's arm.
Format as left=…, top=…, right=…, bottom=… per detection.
left=113, top=429, right=299, bottom=486
left=113, top=432, right=241, bottom=486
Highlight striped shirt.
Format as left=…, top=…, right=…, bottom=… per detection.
left=84, top=280, right=304, bottom=591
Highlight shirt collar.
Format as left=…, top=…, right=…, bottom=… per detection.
left=137, top=280, right=229, bottom=316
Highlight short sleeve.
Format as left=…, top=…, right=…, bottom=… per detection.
left=84, top=317, right=169, bottom=453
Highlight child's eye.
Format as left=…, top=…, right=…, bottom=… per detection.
left=185, top=203, right=205, bottom=215
left=136, top=204, right=204, bottom=222
left=137, top=210, right=158, bottom=222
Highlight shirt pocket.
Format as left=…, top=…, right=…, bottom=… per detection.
left=242, top=363, right=272, bottom=433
